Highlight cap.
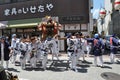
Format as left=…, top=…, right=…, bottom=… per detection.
left=94, top=33, right=99, bottom=39
left=12, top=34, right=16, bottom=38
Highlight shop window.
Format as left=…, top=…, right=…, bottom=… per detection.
left=2, top=29, right=11, bottom=36
left=17, top=29, right=23, bottom=32
left=24, top=29, right=35, bottom=32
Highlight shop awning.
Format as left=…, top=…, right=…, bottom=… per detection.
left=8, top=18, right=41, bottom=28
left=0, top=21, right=8, bottom=29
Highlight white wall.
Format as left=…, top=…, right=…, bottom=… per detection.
left=59, top=32, right=65, bottom=51
left=97, top=18, right=102, bottom=35
left=104, top=0, right=112, bottom=35
left=89, top=13, right=93, bottom=32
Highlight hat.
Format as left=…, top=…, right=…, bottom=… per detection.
left=94, top=34, right=99, bottom=39
left=12, top=34, right=16, bottom=38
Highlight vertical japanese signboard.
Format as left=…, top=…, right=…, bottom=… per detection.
left=0, top=0, right=89, bottom=24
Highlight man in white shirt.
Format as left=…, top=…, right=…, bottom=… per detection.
left=10, top=34, right=20, bottom=64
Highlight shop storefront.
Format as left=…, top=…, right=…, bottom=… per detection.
left=0, top=0, right=90, bottom=51
left=4, top=18, right=42, bottom=38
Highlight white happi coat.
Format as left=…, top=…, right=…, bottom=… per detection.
left=11, top=38, right=19, bottom=49
left=67, top=38, right=78, bottom=69
left=81, top=38, right=87, bottom=52
left=47, top=39, right=60, bottom=60
left=29, top=42, right=38, bottom=68
left=41, top=41, right=49, bottom=57
left=11, top=38, right=20, bottom=55
left=67, top=38, right=77, bottom=56
left=41, top=41, right=49, bottom=69
left=24, top=42, right=31, bottom=61
left=19, top=42, right=27, bottom=58
left=86, top=42, right=92, bottom=56
left=10, top=38, right=20, bottom=63
left=36, top=41, right=42, bottom=60
left=49, top=39, right=58, bottom=54
left=76, top=38, right=87, bottom=60
left=30, top=42, right=38, bottom=59
left=54, top=39, right=59, bottom=54
left=19, top=41, right=27, bottom=69
left=67, top=38, right=77, bottom=60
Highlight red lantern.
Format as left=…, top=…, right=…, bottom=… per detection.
left=114, top=0, right=120, bottom=10
left=100, top=8, right=106, bottom=19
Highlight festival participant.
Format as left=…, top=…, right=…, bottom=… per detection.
left=48, top=35, right=60, bottom=61
left=0, top=36, right=10, bottom=69
left=109, top=34, right=119, bottom=63
left=19, top=38, right=27, bottom=70
left=86, top=35, right=92, bottom=57
left=24, top=38, right=31, bottom=63
left=75, top=32, right=87, bottom=62
left=30, top=37, right=38, bottom=68
left=10, top=34, right=20, bottom=65
left=67, top=33, right=78, bottom=72
left=53, top=34, right=60, bottom=57
left=41, top=39, right=49, bottom=70
left=86, top=33, right=104, bottom=67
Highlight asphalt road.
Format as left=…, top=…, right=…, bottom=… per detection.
left=3, top=53, right=120, bottom=80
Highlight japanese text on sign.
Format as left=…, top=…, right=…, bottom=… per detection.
left=4, top=3, right=54, bottom=16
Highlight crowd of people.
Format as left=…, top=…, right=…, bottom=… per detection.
left=0, top=32, right=120, bottom=72
left=67, top=32, right=120, bottom=72
left=0, top=34, right=60, bottom=70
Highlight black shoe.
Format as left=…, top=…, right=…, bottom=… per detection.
left=100, top=65, right=104, bottom=68
left=72, top=68, right=78, bottom=72
left=82, top=60, right=87, bottom=63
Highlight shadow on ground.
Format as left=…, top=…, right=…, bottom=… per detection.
left=8, top=68, right=20, bottom=72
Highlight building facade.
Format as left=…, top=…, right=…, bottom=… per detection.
left=103, top=0, right=120, bottom=37
left=0, top=0, right=93, bottom=51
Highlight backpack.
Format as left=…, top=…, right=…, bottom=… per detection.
left=110, top=37, right=118, bottom=47
left=110, top=37, right=113, bottom=45
left=94, top=39, right=101, bottom=48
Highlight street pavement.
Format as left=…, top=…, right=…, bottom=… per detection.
left=5, top=53, right=120, bottom=80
